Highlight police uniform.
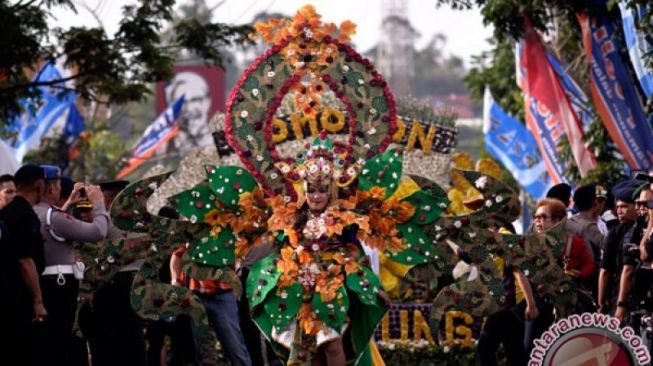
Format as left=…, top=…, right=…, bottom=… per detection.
left=33, top=168, right=110, bottom=366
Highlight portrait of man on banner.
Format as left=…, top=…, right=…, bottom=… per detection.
left=156, top=65, right=225, bottom=153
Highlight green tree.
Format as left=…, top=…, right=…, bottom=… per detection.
left=439, top=0, right=651, bottom=185
left=0, top=0, right=252, bottom=126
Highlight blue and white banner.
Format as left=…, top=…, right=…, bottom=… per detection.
left=117, top=95, right=185, bottom=178
left=8, top=62, right=84, bottom=161
left=619, top=2, right=653, bottom=100
left=579, top=12, right=653, bottom=170
left=483, top=88, right=552, bottom=200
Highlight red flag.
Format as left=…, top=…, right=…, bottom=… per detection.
left=520, top=20, right=597, bottom=177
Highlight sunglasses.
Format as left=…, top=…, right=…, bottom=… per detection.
left=635, top=200, right=653, bottom=209
left=533, top=213, right=550, bottom=221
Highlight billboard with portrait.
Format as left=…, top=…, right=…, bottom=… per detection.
left=156, top=65, right=225, bottom=152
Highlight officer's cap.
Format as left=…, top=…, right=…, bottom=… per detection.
left=75, top=200, right=93, bottom=210
left=612, top=179, right=646, bottom=204
left=98, top=180, right=129, bottom=193
left=40, top=165, right=61, bottom=180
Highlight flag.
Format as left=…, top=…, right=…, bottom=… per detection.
left=116, top=95, right=185, bottom=179
left=483, top=88, right=552, bottom=200
left=63, top=104, right=85, bottom=147
left=578, top=12, right=653, bottom=170
left=516, top=43, right=569, bottom=185
left=546, top=52, right=594, bottom=134
left=517, top=20, right=597, bottom=177
left=9, top=62, right=80, bottom=161
left=0, top=140, right=19, bottom=175
left=619, top=2, right=653, bottom=100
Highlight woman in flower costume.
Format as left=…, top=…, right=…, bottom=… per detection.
left=77, top=5, right=580, bottom=366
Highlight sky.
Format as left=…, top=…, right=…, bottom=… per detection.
left=50, top=0, right=494, bottom=67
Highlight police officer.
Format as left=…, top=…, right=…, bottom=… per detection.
left=597, top=179, right=645, bottom=323
left=33, top=165, right=110, bottom=366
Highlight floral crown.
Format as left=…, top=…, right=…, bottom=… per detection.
left=225, top=5, right=397, bottom=200
left=275, top=131, right=359, bottom=187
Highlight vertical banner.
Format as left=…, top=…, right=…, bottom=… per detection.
left=578, top=13, right=653, bottom=170
left=117, top=95, right=185, bottom=179
left=546, top=52, right=595, bottom=134
left=619, top=2, right=653, bottom=99
left=518, top=21, right=597, bottom=177
left=483, top=88, right=552, bottom=199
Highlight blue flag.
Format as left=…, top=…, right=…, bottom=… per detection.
left=483, top=88, right=552, bottom=200
left=579, top=12, right=653, bottom=169
left=619, top=2, right=653, bottom=100
left=63, top=104, right=85, bottom=147
left=8, top=62, right=84, bottom=161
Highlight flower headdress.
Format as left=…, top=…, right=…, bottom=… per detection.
left=225, top=5, right=397, bottom=201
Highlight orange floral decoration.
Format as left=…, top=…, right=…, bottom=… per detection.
left=315, top=271, right=344, bottom=302
left=277, top=246, right=299, bottom=288
left=355, top=187, right=415, bottom=252
left=251, top=5, right=357, bottom=116
left=298, top=303, right=323, bottom=336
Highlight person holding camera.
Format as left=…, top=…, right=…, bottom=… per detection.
left=598, top=179, right=646, bottom=323
left=32, top=165, right=110, bottom=366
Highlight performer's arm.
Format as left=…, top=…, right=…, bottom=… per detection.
left=170, top=245, right=186, bottom=286
left=514, top=269, right=539, bottom=320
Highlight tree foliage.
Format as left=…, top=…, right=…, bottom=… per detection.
left=439, top=0, right=652, bottom=185
left=0, top=0, right=252, bottom=125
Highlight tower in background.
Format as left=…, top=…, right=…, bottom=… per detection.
left=377, top=0, right=418, bottom=96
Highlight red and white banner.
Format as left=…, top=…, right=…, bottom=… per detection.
left=518, top=20, right=597, bottom=177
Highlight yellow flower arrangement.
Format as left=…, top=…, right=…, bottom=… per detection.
left=446, top=153, right=504, bottom=216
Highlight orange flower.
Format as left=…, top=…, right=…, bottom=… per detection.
left=316, top=43, right=338, bottom=67
left=268, top=199, right=297, bottom=231
left=357, top=186, right=386, bottom=203
left=337, top=20, right=357, bottom=42
left=294, top=5, right=321, bottom=29
left=277, top=246, right=299, bottom=287
left=234, top=236, right=250, bottom=259
left=381, top=197, right=416, bottom=223
left=315, top=272, right=344, bottom=302
left=332, top=252, right=360, bottom=275
left=253, top=18, right=284, bottom=43
left=203, top=209, right=221, bottom=226
left=297, top=248, right=314, bottom=265
left=298, top=303, right=322, bottom=335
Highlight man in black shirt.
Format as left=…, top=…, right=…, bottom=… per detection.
left=0, top=165, right=47, bottom=365
left=598, top=179, right=644, bottom=323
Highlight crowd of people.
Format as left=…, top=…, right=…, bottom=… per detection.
left=0, top=164, right=261, bottom=366
left=478, top=177, right=653, bottom=366
left=2, top=162, right=653, bottom=366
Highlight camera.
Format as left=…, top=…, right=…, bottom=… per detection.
left=79, top=187, right=86, bottom=198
